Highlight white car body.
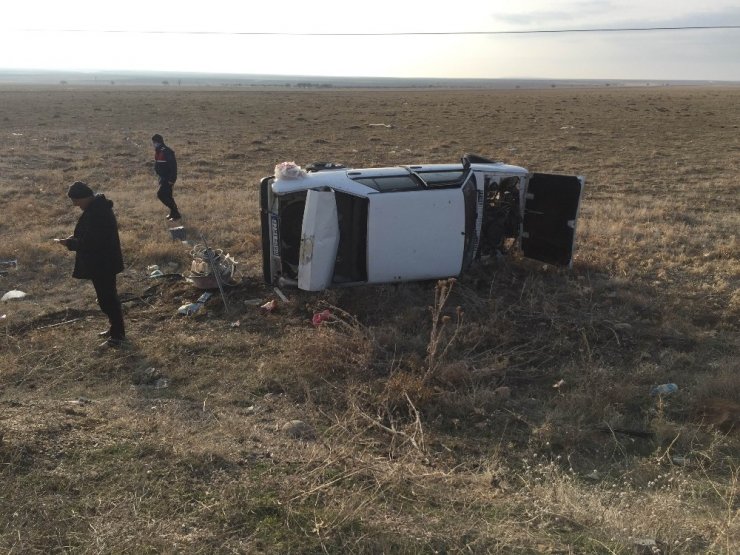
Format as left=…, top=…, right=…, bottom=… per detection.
left=260, top=155, right=584, bottom=291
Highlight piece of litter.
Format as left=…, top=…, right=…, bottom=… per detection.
left=231, top=320, right=241, bottom=327
left=553, top=379, right=566, bottom=389
left=177, top=291, right=214, bottom=316
left=274, top=161, right=306, bottom=180
left=2, top=290, right=27, bottom=301
left=312, top=309, right=332, bottom=326
left=260, top=299, right=278, bottom=313
left=178, top=292, right=213, bottom=316
left=177, top=303, right=203, bottom=316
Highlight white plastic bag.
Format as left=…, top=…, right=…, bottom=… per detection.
left=274, top=161, right=307, bottom=180
left=1, top=290, right=27, bottom=301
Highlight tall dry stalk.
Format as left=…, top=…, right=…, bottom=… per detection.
left=424, top=278, right=464, bottom=383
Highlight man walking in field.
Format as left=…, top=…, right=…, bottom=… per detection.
left=55, top=181, right=126, bottom=347
left=151, top=133, right=181, bottom=221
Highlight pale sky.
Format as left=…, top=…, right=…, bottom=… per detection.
left=1, top=0, right=739, bottom=80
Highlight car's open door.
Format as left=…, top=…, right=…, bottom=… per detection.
left=298, top=189, right=340, bottom=291
left=521, top=173, right=584, bottom=267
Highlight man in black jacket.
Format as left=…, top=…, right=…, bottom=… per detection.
left=152, top=133, right=181, bottom=221
left=55, top=181, right=126, bottom=347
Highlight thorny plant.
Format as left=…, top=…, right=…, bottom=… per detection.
left=354, top=279, right=467, bottom=458
left=424, top=278, right=464, bottom=384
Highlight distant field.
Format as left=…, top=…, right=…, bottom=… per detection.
left=0, top=86, right=738, bottom=553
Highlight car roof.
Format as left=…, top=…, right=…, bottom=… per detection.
left=270, top=161, right=528, bottom=196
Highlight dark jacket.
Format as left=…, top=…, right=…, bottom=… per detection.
left=65, top=194, right=124, bottom=279
left=154, top=144, right=177, bottom=184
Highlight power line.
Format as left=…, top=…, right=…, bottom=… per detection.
left=11, top=25, right=740, bottom=37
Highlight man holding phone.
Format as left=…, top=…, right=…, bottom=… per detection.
left=55, top=181, right=126, bottom=347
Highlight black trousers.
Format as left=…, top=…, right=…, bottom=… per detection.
left=91, top=273, right=125, bottom=340
left=157, top=179, right=180, bottom=217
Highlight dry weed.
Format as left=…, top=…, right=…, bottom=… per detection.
left=1, top=85, right=738, bottom=553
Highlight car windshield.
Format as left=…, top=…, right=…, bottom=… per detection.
left=414, top=170, right=465, bottom=187
left=353, top=175, right=422, bottom=192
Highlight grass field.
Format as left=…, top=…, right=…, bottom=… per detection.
left=1, top=85, right=738, bottom=553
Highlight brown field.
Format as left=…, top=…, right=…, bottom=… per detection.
left=1, top=85, right=738, bottom=553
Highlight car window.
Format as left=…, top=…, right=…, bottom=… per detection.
left=353, top=175, right=422, bottom=192
left=415, top=170, right=465, bottom=187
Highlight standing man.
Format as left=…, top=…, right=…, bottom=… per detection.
left=151, top=133, right=181, bottom=221
left=55, top=181, right=126, bottom=347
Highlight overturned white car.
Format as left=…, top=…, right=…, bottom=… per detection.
left=260, top=154, right=584, bottom=291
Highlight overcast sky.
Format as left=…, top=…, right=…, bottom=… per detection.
left=1, top=0, right=739, bottom=80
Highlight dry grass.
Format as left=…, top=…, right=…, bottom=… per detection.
left=1, top=84, right=739, bottom=553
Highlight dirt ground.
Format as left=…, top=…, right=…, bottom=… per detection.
left=0, top=85, right=738, bottom=553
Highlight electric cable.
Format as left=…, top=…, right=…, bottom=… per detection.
left=10, top=25, right=740, bottom=37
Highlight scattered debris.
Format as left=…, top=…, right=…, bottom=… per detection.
left=200, top=237, right=231, bottom=312
left=178, top=291, right=213, bottom=316
left=230, top=320, right=241, bottom=328
left=368, top=123, right=392, bottom=128
left=260, top=299, right=278, bottom=313
left=243, top=299, right=264, bottom=306
left=552, top=379, right=566, bottom=389
left=146, top=264, right=177, bottom=278
left=187, top=243, right=238, bottom=293
left=2, top=290, right=27, bottom=301
left=650, top=383, right=678, bottom=397
left=311, top=309, right=332, bottom=326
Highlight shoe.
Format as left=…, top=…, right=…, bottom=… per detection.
left=167, top=214, right=182, bottom=221
left=100, top=337, right=126, bottom=348
left=98, top=329, right=111, bottom=338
